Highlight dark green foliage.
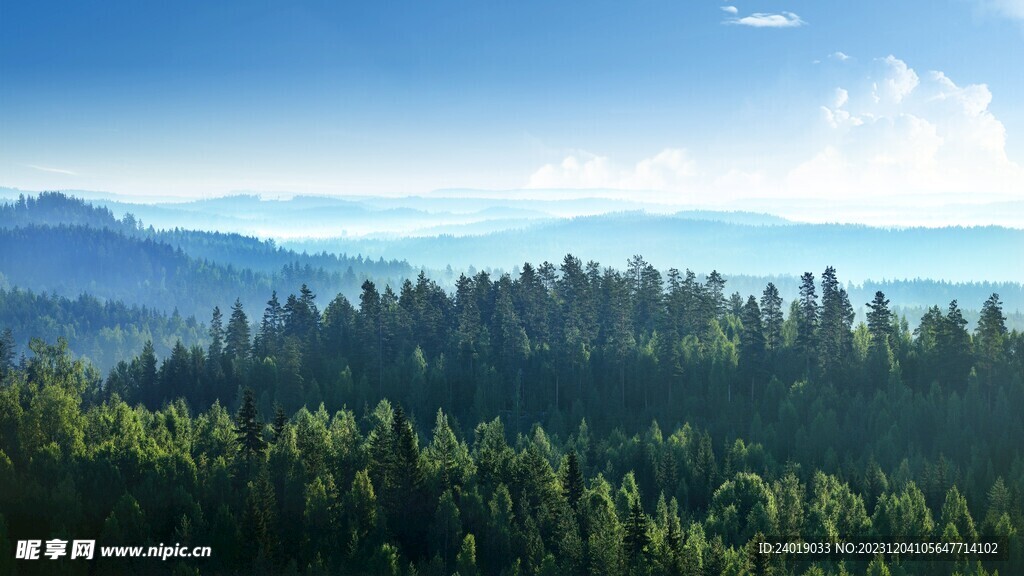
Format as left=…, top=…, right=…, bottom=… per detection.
left=760, top=282, right=784, bottom=354
left=624, top=497, right=650, bottom=562
left=235, top=387, right=266, bottom=458
left=562, top=450, right=585, bottom=514
left=796, top=272, right=819, bottom=376
left=0, top=250, right=1022, bottom=575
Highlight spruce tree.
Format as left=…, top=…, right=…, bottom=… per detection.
left=272, top=404, right=288, bottom=442
left=796, top=272, right=819, bottom=378
left=225, top=298, right=251, bottom=363
left=0, top=328, right=14, bottom=379
left=624, top=497, right=650, bottom=562
left=235, top=387, right=266, bottom=458
left=975, top=293, right=1007, bottom=390
left=740, top=295, right=766, bottom=402
left=760, top=283, right=784, bottom=354
left=866, top=291, right=894, bottom=385
left=562, top=450, right=585, bottom=514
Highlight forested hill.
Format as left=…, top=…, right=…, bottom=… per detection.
left=287, top=212, right=1024, bottom=283
left=0, top=192, right=413, bottom=277
left=0, top=193, right=416, bottom=319
left=0, top=288, right=205, bottom=370
left=0, top=259, right=1018, bottom=575
left=0, top=225, right=406, bottom=322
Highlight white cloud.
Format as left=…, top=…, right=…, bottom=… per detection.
left=721, top=5, right=739, bottom=14
left=523, top=55, right=1023, bottom=214
left=830, top=51, right=851, bottom=61
left=527, top=149, right=696, bottom=197
left=872, top=55, right=919, bottom=104
left=727, top=11, right=806, bottom=27
left=27, top=164, right=77, bottom=176
left=790, top=55, right=1024, bottom=199
left=821, top=87, right=864, bottom=128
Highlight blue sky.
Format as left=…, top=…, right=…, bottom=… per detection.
left=2, top=0, right=1024, bottom=208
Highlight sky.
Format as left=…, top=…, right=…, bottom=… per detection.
left=2, top=0, right=1024, bottom=212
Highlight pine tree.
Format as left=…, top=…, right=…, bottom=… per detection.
left=796, top=272, right=819, bottom=378
left=939, top=300, right=973, bottom=389
left=391, top=406, right=427, bottom=557
left=562, top=450, right=585, bottom=514
left=225, top=298, right=251, bottom=363
left=209, top=306, right=225, bottom=361
left=235, top=387, right=266, bottom=458
left=866, top=290, right=894, bottom=386
left=760, top=283, right=784, bottom=355
left=940, top=485, right=978, bottom=543
left=740, top=295, right=766, bottom=402
left=255, top=291, right=283, bottom=359
left=624, top=497, right=650, bottom=562
left=272, top=404, right=288, bottom=442
left=139, top=340, right=158, bottom=406
left=456, top=533, right=478, bottom=576
left=975, top=293, right=1007, bottom=390
left=0, top=328, right=15, bottom=379
left=866, top=291, right=893, bottom=348
left=358, top=280, right=386, bottom=397
left=242, top=470, right=278, bottom=571
left=818, top=267, right=853, bottom=383
left=704, top=270, right=727, bottom=322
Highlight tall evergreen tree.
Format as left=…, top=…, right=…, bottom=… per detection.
left=0, top=328, right=14, bottom=379
left=975, top=293, right=1008, bottom=391
left=254, top=291, right=284, bottom=360
left=704, top=270, right=727, bottom=322
left=818, top=267, right=853, bottom=383
left=740, top=295, right=766, bottom=402
left=940, top=300, right=973, bottom=389
left=391, top=406, right=427, bottom=557
left=796, top=272, right=819, bottom=378
left=624, top=497, right=650, bottom=563
left=562, top=450, right=586, bottom=514
left=225, top=298, right=251, bottom=363
left=866, top=291, right=894, bottom=384
left=272, top=404, right=288, bottom=442
left=139, top=339, right=158, bottom=406
left=235, top=387, right=266, bottom=459
left=760, top=283, right=784, bottom=355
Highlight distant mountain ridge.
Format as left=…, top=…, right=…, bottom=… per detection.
left=0, top=193, right=415, bottom=319
left=285, top=211, right=1024, bottom=284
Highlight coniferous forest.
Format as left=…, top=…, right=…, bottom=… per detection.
left=1, top=249, right=1021, bottom=575
left=5, top=1, right=1024, bottom=573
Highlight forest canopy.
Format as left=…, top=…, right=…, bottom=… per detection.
left=1, top=255, right=1021, bottom=575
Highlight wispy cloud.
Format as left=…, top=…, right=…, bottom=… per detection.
left=27, top=164, right=77, bottom=176
left=720, top=6, right=738, bottom=14
left=830, top=51, right=851, bottom=61
left=726, top=11, right=806, bottom=28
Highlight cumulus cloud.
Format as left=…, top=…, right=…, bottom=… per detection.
left=523, top=55, right=1023, bottom=211
left=791, top=55, right=1024, bottom=199
left=727, top=11, right=805, bottom=27
left=527, top=149, right=696, bottom=195
left=721, top=5, right=739, bottom=14
left=821, top=88, right=864, bottom=128
left=830, top=51, right=851, bottom=61
left=871, top=55, right=919, bottom=104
